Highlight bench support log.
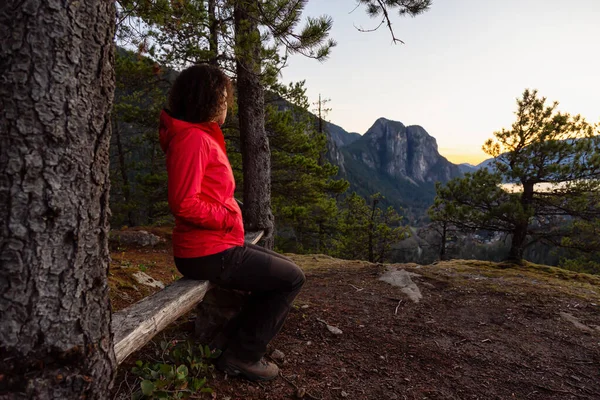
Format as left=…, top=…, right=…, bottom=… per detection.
left=194, top=287, right=247, bottom=347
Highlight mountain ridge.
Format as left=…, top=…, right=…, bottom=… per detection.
left=324, top=117, right=462, bottom=223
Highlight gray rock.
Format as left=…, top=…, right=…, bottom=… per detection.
left=326, top=325, right=343, bottom=335
left=270, top=349, right=285, bottom=361
left=559, top=312, right=594, bottom=333
left=317, top=318, right=343, bottom=335
left=379, top=268, right=423, bottom=303
left=132, top=272, right=165, bottom=289
left=110, top=230, right=163, bottom=247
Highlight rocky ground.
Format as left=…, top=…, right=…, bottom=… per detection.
left=109, top=229, right=600, bottom=400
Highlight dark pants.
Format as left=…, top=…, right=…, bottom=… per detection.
left=175, top=243, right=305, bottom=362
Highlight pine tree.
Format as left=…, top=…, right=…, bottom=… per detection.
left=357, top=0, right=432, bottom=43
left=265, top=83, right=348, bottom=253
left=338, top=193, right=409, bottom=262
left=111, top=49, right=170, bottom=227
left=433, top=90, right=600, bottom=262
left=427, top=189, right=468, bottom=261
left=1, top=1, right=116, bottom=397
left=558, top=188, right=600, bottom=274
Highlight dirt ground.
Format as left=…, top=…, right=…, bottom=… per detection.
left=110, top=234, right=600, bottom=400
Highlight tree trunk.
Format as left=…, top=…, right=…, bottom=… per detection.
left=0, top=1, right=116, bottom=398
left=317, top=221, right=323, bottom=253
left=508, top=224, right=528, bottom=261
left=317, top=94, right=324, bottom=134
left=207, top=0, right=218, bottom=65
left=234, top=2, right=275, bottom=249
left=508, top=182, right=534, bottom=262
left=113, top=120, right=135, bottom=226
left=368, top=198, right=378, bottom=263
left=440, top=221, right=447, bottom=261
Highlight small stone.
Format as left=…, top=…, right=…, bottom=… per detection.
left=340, top=368, right=347, bottom=373
left=379, top=355, right=385, bottom=360
left=132, top=272, right=165, bottom=289
left=341, top=391, right=349, bottom=398
left=301, top=304, right=309, bottom=309
left=326, top=324, right=343, bottom=335
left=306, top=341, right=312, bottom=346
left=271, top=349, right=285, bottom=361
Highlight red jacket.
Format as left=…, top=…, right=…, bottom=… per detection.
left=159, top=110, right=244, bottom=258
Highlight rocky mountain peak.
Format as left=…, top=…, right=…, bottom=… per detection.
left=344, top=118, right=455, bottom=184
left=364, top=117, right=407, bottom=141
left=326, top=117, right=462, bottom=221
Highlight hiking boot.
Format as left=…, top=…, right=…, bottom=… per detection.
left=216, top=350, right=279, bottom=381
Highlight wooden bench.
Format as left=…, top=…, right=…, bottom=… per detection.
left=112, top=230, right=264, bottom=365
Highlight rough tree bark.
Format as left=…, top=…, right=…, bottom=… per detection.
left=0, top=1, right=116, bottom=398
left=234, top=2, right=275, bottom=249
left=508, top=182, right=534, bottom=262
left=439, top=221, right=448, bottom=261
left=207, top=0, right=219, bottom=66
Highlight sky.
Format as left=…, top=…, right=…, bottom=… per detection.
left=280, top=0, right=600, bottom=165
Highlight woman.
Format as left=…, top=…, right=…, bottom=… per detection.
left=159, top=64, right=305, bottom=382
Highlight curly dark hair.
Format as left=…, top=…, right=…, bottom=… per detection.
left=167, top=64, right=233, bottom=123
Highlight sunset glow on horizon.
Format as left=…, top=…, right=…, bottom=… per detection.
left=282, top=0, right=600, bottom=165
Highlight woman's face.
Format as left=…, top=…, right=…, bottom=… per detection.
left=214, top=88, right=228, bottom=126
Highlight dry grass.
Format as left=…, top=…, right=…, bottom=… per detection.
left=409, top=259, right=600, bottom=302
left=287, top=253, right=376, bottom=271
left=107, top=231, right=600, bottom=313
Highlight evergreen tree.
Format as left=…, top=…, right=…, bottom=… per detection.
left=433, top=90, right=600, bottom=262
left=116, top=0, right=218, bottom=67
left=1, top=1, right=116, bottom=396
left=111, top=50, right=170, bottom=227
left=559, top=190, right=600, bottom=274
left=313, top=93, right=331, bottom=136
left=337, top=193, right=409, bottom=262
left=425, top=200, right=461, bottom=261
left=234, top=0, right=336, bottom=248
left=265, top=83, right=348, bottom=253
left=357, top=0, right=432, bottom=43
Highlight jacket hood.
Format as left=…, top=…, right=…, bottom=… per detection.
left=159, top=110, right=227, bottom=154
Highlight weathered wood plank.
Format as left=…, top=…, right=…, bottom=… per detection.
left=113, top=230, right=264, bottom=364
left=113, top=279, right=212, bottom=364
